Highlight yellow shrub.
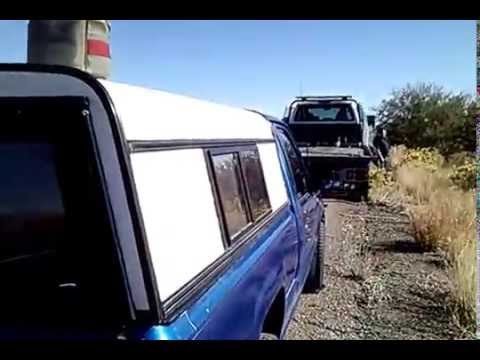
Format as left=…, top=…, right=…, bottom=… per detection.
left=369, top=145, right=476, bottom=329
left=395, top=147, right=444, bottom=172
left=396, top=165, right=452, bottom=204
left=451, top=234, right=476, bottom=328
left=369, top=165, right=393, bottom=189
left=409, top=188, right=476, bottom=329
left=449, top=160, right=476, bottom=191
left=409, top=188, right=475, bottom=256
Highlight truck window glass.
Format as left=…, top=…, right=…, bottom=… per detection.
left=358, top=104, right=365, bottom=122
left=295, top=104, right=355, bottom=122
left=211, top=153, right=249, bottom=240
left=0, top=143, right=64, bottom=263
left=277, top=131, right=308, bottom=197
left=239, top=149, right=271, bottom=221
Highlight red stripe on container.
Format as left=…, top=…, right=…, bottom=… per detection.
left=87, top=39, right=110, bottom=58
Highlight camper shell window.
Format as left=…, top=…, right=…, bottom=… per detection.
left=239, top=150, right=271, bottom=221
left=129, top=140, right=277, bottom=318
left=0, top=97, right=131, bottom=328
left=211, top=153, right=250, bottom=239
left=206, top=145, right=272, bottom=246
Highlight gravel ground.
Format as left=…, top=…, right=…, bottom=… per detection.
left=477, top=115, right=480, bottom=338
left=286, top=199, right=473, bottom=340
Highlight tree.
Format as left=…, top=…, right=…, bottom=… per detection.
left=374, top=83, right=477, bottom=156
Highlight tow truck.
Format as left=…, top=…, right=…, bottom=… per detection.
left=282, top=95, right=383, bottom=202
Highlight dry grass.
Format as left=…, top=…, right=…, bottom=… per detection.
left=369, top=146, right=476, bottom=329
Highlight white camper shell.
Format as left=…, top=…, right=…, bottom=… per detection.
left=0, top=64, right=290, bottom=325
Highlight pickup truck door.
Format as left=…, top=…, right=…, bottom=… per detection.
left=274, top=128, right=321, bottom=295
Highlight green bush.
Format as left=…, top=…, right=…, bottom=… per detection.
left=374, top=83, right=477, bottom=157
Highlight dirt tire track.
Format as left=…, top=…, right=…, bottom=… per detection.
left=286, top=199, right=473, bottom=340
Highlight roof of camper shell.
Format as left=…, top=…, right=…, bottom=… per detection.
left=99, top=80, right=274, bottom=142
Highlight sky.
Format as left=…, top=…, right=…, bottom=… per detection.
left=0, top=20, right=475, bottom=117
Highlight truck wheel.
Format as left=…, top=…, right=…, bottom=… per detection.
left=302, top=218, right=326, bottom=294
left=259, top=332, right=279, bottom=340
left=351, top=191, right=361, bottom=202
left=352, top=188, right=369, bottom=202
left=379, top=139, right=390, bottom=161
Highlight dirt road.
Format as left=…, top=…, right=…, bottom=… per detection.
left=285, top=199, right=472, bottom=340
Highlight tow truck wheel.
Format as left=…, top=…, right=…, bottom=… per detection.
left=351, top=191, right=363, bottom=202
left=351, top=188, right=368, bottom=202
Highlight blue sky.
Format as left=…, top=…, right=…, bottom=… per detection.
left=0, top=20, right=475, bottom=117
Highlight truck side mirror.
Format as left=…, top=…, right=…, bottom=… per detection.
left=367, top=115, right=376, bottom=127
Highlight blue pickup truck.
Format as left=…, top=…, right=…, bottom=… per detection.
left=0, top=64, right=326, bottom=340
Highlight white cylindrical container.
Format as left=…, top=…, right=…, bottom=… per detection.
left=27, top=20, right=111, bottom=79
left=85, top=20, right=111, bottom=79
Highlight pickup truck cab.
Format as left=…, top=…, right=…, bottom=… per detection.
left=0, top=64, right=325, bottom=340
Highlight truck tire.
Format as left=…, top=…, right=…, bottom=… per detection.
left=259, top=332, right=279, bottom=340
left=351, top=188, right=368, bottom=202
left=302, top=218, right=326, bottom=294
left=352, top=166, right=370, bottom=202
left=378, top=139, right=390, bottom=160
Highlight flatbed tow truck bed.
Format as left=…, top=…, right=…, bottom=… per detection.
left=298, top=146, right=374, bottom=159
